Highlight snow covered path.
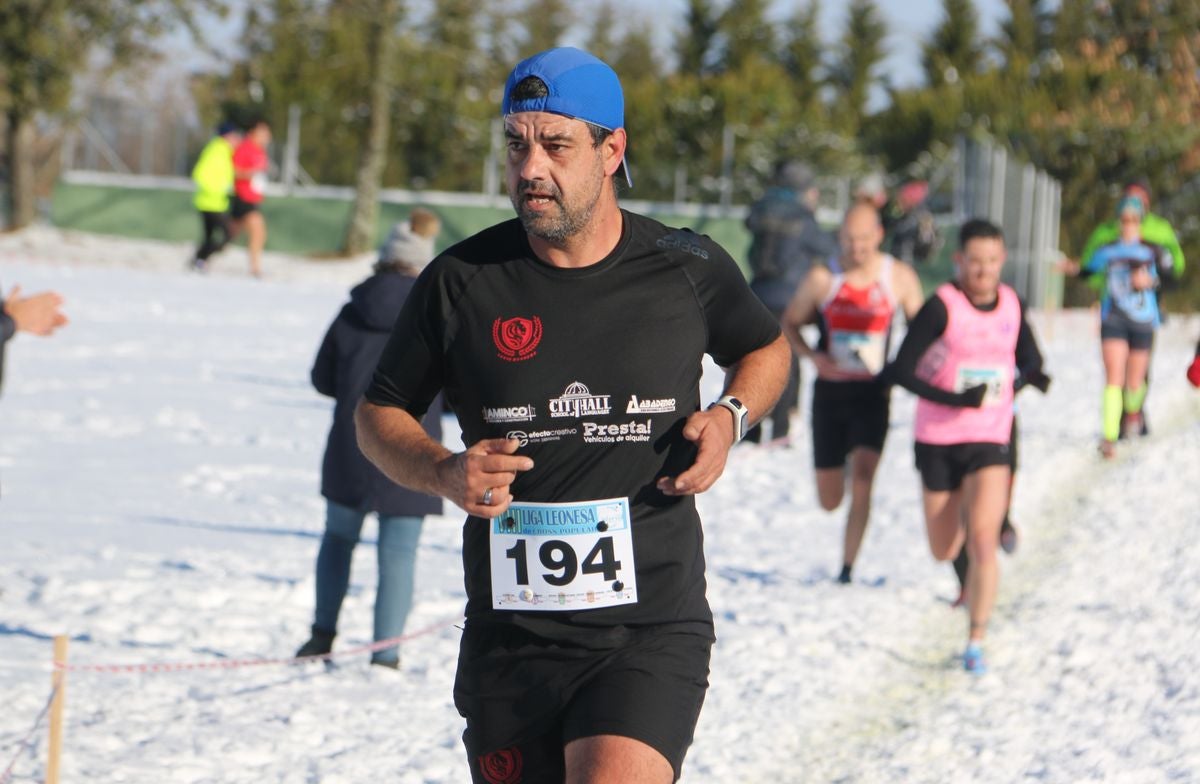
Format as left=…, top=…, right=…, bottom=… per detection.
left=1, top=229, right=1198, bottom=783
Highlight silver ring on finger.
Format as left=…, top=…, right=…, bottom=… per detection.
left=481, top=487, right=494, bottom=505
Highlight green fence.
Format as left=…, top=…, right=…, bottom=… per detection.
left=50, top=181, right=753, bottom=269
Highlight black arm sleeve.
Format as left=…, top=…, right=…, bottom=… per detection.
left=1013, top=300, right=1051, bottom=394
left=882, top=295, right=984, bottom=407
left=0, top=301, right=12, bottom=394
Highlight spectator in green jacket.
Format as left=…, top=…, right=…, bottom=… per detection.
left=189, top=121, right=242, bottom=272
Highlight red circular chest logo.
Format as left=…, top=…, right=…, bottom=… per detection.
left=493, top=316, right=543, bottom=362
left=478, top=747, right=524, bottom=784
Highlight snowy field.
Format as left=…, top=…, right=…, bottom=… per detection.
left=2, top=227, right=1199, bottom=783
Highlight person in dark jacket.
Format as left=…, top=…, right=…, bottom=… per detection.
left=744, top=160, right=838, bottom=445
left=296, top=208, right=443, bottom=668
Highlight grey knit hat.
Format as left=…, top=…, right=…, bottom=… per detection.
left=379, top=222, right=435, bottom=269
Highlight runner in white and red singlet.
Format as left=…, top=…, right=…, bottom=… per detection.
left=782, top=203, right=924, bottom=584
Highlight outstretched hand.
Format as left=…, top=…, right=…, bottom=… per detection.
left=657, top=408, right=736, bottom=496
left=437, top=437, right=534, bottom=518
left=4, top=285, right=68, bottom=336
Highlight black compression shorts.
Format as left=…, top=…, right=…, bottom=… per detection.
left=811, top=379, right=890, bottom=469
left=1100, top=308, right=1155, bottom=351
left=230, top=195, right=261, bottom=220
left=914, top=441, right=1012, bottom=492
left=455, top=622, right=712, bottom=783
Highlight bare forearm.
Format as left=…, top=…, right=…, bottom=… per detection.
left=722, top=334, right=791, bottom=425
left=781, top=317, right=814, bottom=361
left=355, top=399, right=453, bottom=497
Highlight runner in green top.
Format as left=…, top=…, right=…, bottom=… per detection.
left=1080, top=182, right=1184, bottom=280
left=189, top=121, right=242, bottom=272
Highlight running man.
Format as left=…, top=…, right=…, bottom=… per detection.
left=781, top=203, right=924, bottom=584
left=885, top=218, right=1049, bottom=674
left=190, top=121, right=241, bottom=272
left=1059, top=194, right=1166, bottom=457
left=231, top=119, right=272, bottom=278
left=355, top=47, right=790, bottom=783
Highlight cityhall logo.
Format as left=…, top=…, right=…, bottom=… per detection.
left=492, top=316, right=542, bottom=362
left=549, top=381, right=612, bottom=418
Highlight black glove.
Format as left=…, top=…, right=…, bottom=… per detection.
left=958, top=384, right=988, bottom=408
left=1015, top=369, right=1052, bottom=394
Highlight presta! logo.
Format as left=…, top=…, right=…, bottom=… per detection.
left=493, top=316, right=542, bottom=362
left=549, top=381, right=611, bottom=418
left=581, top=418, right=653, bottom=443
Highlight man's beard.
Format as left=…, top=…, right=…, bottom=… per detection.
left=510, top=176, right=602, bottom=244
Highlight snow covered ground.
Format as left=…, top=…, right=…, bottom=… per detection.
left=2, top=227, right=1198, bottom=783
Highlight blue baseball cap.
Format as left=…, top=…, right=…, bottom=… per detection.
left=502, top=47, right=632, bottom=187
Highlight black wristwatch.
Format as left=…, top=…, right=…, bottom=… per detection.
left=709, top=395, right=750, bottom=442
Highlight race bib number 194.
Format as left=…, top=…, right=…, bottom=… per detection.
left=490, top=498, right=637, bottom=611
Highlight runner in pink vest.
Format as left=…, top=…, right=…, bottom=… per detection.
left=782, top=203, right=923, bottom=584
left=885, top=218, right=1049, bottom=674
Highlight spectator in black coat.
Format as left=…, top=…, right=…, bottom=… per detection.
left=296, top=209, right=443, bottom=668
left=744, top=161, right=837, bottom=445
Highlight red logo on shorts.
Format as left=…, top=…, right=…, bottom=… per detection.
left=478, top=747, right=524, bottom=784
left=493, top=316, right=542, bottom=362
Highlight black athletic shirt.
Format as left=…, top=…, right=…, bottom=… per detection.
left=364, top=210, right=781, bottom=645
left=884, top=281, right=1048, bottom=405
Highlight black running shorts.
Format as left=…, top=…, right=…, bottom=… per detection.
left=1100, top=308, right=1155, bottom=350
left=811, top=379, right=890, bottom=469
left=455, top=622, right=712, bottom=783
left=914, top=441, right=1012, bottom=492
left=230, top=195, right=261, bottom=220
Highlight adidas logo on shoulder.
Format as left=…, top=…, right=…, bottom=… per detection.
left=655, top=230, right=710, bottom=260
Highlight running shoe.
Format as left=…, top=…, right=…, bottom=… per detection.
left=370, top=655, right=400, bottom=670
left=1121, top=412, right=1144, bottom=440
left=836, top=564, right=853, bottom=584
left=1000, top=519, right=1018, bottom=555
left=963, top=642, right=987, bottom=674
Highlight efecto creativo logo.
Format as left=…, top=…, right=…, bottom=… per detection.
left=493, top=316, right=542, bottom=362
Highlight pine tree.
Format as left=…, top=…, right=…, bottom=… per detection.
left=516, top=0, right=572, bottom=57
left=715, top=0, right=776, bottom=74
left=922, top=0, right=982, bottom=87
left=675, top=0, right=719, bottom=76
left=585, top=2, right=620, bottom=65
left=828, top=0, right=887, bottom=127
left=0, top=0, right=226, bottom=229
left=781, top=1, right=823, bottom=109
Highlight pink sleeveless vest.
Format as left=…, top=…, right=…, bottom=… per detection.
left=913, top=283, right=1020, bottom=445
